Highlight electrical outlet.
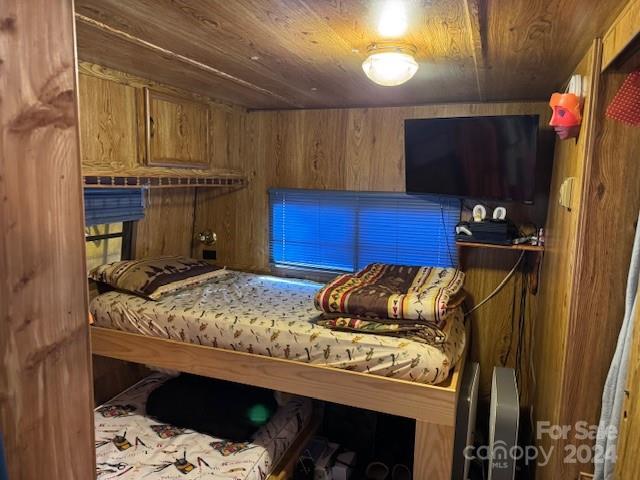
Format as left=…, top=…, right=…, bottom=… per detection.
left=203, top=249, right=217, bottom=260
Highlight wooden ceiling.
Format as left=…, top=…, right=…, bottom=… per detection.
left=75, top=0, right=626, bottom=109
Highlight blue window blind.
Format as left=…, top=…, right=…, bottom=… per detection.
left=269, top=189, right=460, bottom=272
left=84, top=189, right=145, bottom=226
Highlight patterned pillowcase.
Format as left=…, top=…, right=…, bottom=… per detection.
left=89, top=256, right=225, bottom=300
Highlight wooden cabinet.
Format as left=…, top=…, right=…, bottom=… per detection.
left=79, top=73, right=139, bottom=172
left=144, top=88, right=210, bottom=168
left=77, top=63, right=244, bottom=178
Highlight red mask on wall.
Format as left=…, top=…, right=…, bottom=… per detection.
left=549, top=93, right=582, bottom=139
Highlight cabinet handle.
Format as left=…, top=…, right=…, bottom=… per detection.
left=149, top=117, right=156, bottom=137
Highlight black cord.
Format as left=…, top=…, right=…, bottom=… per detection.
left=503, top=270, right=519, bottom=367
left=515, top=268, right=527, bottom=385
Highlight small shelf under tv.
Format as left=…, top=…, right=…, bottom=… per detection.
left=456, top=241, right=544, bottom=252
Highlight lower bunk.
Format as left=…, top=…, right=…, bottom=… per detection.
left=92, top=327, right=466, bottom=480
left=95, top=373, right=317, bottom=480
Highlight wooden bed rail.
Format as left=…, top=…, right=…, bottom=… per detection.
left=91, top=326, right=465, bottom=479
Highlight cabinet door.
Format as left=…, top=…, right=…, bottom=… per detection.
left=79, top=74, right=139, bottom=173
left=145, top=88, right=210, bottom=168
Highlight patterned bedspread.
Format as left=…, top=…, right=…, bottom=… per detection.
left=90, top=271, right=466, bottom=384
left=95, top=374, right=312, bottom=480
left=315, top=264, right=465, bottom=328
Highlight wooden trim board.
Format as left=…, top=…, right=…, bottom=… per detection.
left=602, top=0, right=640, bottom=70
left=91, top=327, right=462, bottom=425
left=267, top=407, right=321, bottom=480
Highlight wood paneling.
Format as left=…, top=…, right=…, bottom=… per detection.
left=462, top=248, right=538, bottom=405
left=482, top=0, right=618, bottom=100
left=532, top=40, right=602, bottom=480
left=533, top=37, right=640, bottom=479
left=74, top=15, right=297, bottom=110
left=92, top=357, right=150, bottom=405
left=0, top=1, right=95, bottom=478
left=573, top=48, right=640, bottom=480
left=617, top=283, right=640, bottom=478
left=145, top=89, right=210, bottom=168
left=194, top=101, right=552, bottom=403
left=135, top=188, right=197, bottom=258
left=414, top=422, right=455, bottom=479
left=602, top=0, right=640, bottom=70
left=74, top=0, right=626, bottom=109
left=610, top=42, right=640, bottom=480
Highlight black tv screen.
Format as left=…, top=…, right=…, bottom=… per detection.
left=405, top=115, right=540, bottom=203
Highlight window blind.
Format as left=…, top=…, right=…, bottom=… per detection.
left=84, top=189, right=145, bottom=226
left=269, top=189, right=460, bottom=272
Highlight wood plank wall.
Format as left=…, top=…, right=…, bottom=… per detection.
left=562, top=50, right=640, bottom=479
left=0, top=1, right=95, bottom=477
left=599, top=44, right=640, bottom=480
left=618, top=285, right=640, bottom=478
left=532, top=41, right=602, bottom=479
left=534, top=33, right=640, bottom=479
left=134, top=188, right=197, bottom=258
left=193, top=102, right=553, bottom=403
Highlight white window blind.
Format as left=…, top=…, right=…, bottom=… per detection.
left=269, top=189, right=460, bottom=272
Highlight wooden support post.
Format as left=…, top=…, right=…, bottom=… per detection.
left=0, top=1, right=95, bottom=478
left=414, top=420, right=455, bottom=479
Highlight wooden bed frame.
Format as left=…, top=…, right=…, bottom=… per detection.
left=268, top=408, right=321, bottom=480
left=91, top=326, right=466, bottom=479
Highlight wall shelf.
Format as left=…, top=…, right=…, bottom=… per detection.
left=83, top=174, right=247, bottom=189
left=456, top=241, right=544, bottom=252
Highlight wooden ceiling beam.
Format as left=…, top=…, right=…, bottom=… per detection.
left=463, top=0, right=488, bottom=101
left=74, top=13, right=301, bottom=108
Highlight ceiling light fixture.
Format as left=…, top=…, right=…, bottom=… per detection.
left=362, top=43, right=418, bottom=87
left=377, top=0, right=408, bottom=37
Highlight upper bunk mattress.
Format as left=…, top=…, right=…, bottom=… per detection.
left=90, top=270, right=466, bottom=384
left=95, top=373, right=312, bottom=480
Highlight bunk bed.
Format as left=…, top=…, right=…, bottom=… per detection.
left=90, top=263, right=468, bottom=479
left=94, top=373, right=319, bottom=480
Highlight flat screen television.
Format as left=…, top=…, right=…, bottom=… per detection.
left=405, top=115, right=541, bottom=204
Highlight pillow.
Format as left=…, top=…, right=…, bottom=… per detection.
left=89, top=256, right=225, bottom=300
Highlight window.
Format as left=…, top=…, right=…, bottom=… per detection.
left=83, top=189, right=144, bottom=271
left=85, top=222, right=133, bottom=271
left=269, top=189, right=460, bottom=274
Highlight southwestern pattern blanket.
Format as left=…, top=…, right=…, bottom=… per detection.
left=315, top=264, right=465, bottom=328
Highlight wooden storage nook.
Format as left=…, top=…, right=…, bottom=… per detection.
left=78, top=62, right=244, bottom=182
